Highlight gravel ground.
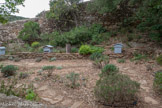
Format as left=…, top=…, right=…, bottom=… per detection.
left=0, top=93, right=63, bottom=108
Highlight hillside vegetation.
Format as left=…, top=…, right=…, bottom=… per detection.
left=7, top=15, right=28, bottom=22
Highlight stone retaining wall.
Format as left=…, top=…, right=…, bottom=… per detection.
left=15, top=52, right=87, bottom=60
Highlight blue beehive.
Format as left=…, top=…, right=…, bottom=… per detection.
left=0, top=47, right=6, bottom=55
left=43, top=45, right=53, bottom=53
left=114, top=43, right=123, bottom=54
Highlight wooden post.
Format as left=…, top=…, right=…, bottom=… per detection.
left=66, top=44, right=71, bottom=53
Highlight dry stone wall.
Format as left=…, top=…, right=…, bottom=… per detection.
left=15, top=52, right=87, bottom=60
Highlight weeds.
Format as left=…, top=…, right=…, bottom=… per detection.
left=19, top=72, right=29, bottom=79
left=49, top=57, right=57, bottom=62
left=117, top=59, right=125, bottom=63
left=42, top=66, right=56, bottom=77
left=1, top=65, right=18, bottom=77
left=0, top=78, right=38, bottom=101
left=66, top=72, right=80, bottom=88
left=153, top=70, right=162, bottom=95
left=132, top=53, right=147, bottom=61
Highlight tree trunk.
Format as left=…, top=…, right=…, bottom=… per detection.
left=66, top=44, right=71, bottom=53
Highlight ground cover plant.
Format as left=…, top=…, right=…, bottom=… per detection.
left=156, top=55, right=162, bottom=66
left=66, top=72, right=80, bottom=89
left=0, top=78, right=38, bottom=101
left=153, top=70, right=162, bottom=95
left=1, top=65, right=18, bottom=77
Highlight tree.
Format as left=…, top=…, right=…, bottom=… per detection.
left=46, top=0, right=82, bottom=31
left=0, top=0, right=25, bottom=24
left=18, top=21, right=40, bottom=44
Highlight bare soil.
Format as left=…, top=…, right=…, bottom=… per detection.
left=0, top=59, right=161, bottom=108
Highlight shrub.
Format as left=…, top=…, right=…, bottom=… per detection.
left=14, top=57, right=21, bottom=62
left=65, top=26, right=92, bottom=45
left=79, top=45, right=104, bottom=55
left=156, top=55, right=162, bottom=66
left=79, top=45, right=92, bottom=55
left=89, top=24, right=107, bottom=45
left=132, top=53, right=147, bottom=61
left=18, top=21, right=40, bottom=44
left=153, top=70, right=162, bottom=94
left=19, top=72, right=28, bottom=79
left=101, top=64, right=118, bottom=77
left=90, top=52, right=103, bottom=61
left=117, top=59, right=125, bottom=63
left=90, top=46, right=104, bottom=54
left=1, top=65, right=18, bottom=77
left=89, top=24, right=106, bottom=34
left=0, top=64, right=4, bottom=69
left=31, top=42, right=40, bottom=48
left=42, top=66, right=56, bottom=71
left=93, top=55, right=109, bottom=69
left=71, top=47, right=78, bottom=53
left=35, top=57, right=42, bottom=62
left=42, top=65, right=56, bottom=77
left=56, top=66, right=63, bottom=70
left=94, top=74, right=140, bottom=106
left=66, top=72, right=80, bottom=89
left=49, top=57, right=57, bottom=62
left=49, top=31, right=65, bottom=47
left=25, top=89, right=37, bottom=101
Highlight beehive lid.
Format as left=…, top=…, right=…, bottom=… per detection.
left=0, top=47, right=6, bottom=50
left=44, top=45, right=53, bottom=48
left=114, top=43, right=123, bottom=48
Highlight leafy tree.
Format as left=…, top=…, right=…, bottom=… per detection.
left=46, top=0, right=82, bottom=31
left=18, top=21, right=40, bottom=44
left=0, top=0, right=25, bottom=23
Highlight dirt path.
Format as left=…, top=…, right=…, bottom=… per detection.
left=0, top=59, right=161, bottom=108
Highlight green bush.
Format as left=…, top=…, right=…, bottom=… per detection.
left=18, top=21, right=40, bottom=44
left=101, top=64, right=118, bottom=76
left=90, top=52, right=103, bottom=61
left=42, top=65, right=56, bottom=77
left=117, top=59, right=125, bottom=63
left=25, top=89, right=37, bottom=101
left=89, top=24, right=106, bottom=34
left=94, top=74, right=140, bottom=105
left=156, top=55, right=162, bottom=66
left=93, top=55, right=109, bottom=69
left=90, top=46, right=104, bottom=54
left=65, top=26, right=92, bottom=45
left=42, top=66, right=55, bottom=71
left=132, top=53, right=147, bottom=61
left=79, top=45, right=104, bottom=55
left=49, top=57, right=57, bottom=62
left=71, top=47, right=78, bottom=53
left=31, top=42, right=40, bottom=48
left=79, top=45, right=92, bottom=55
left=49, top=31, right=65, bottom=47
left=1, top=65, right=18, bottom=77
left=153, top=70, right=162, bottom=94
left=49, top=26, right=92, bottom=47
